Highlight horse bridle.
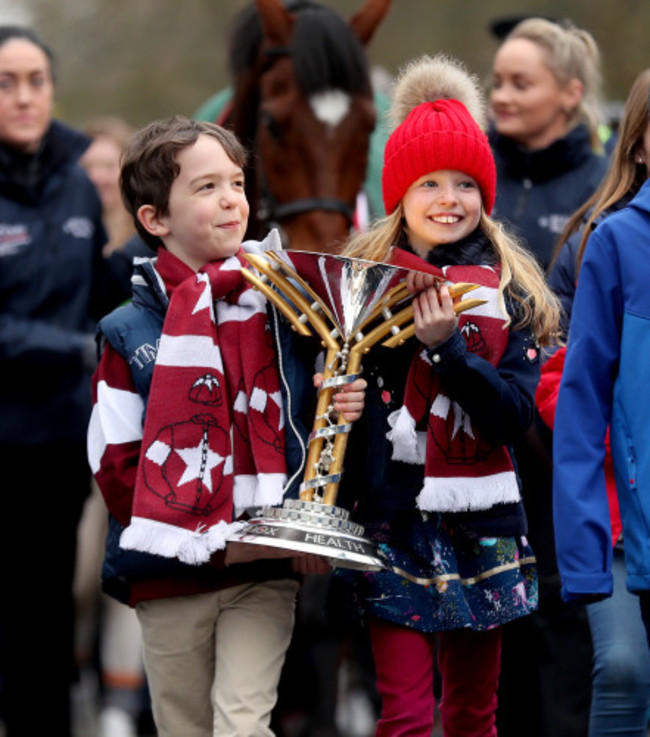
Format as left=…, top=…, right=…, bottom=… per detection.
left=255, top=45, right=358, bottom=227
left=258, top=187, right=356, bottom=223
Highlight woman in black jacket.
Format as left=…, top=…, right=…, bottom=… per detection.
left=0, top=26, right=119, bottom=737
left=487, top=17, right=608, bottom=737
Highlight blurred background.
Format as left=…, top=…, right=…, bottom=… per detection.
left=0, top=0, right=645, bottom=130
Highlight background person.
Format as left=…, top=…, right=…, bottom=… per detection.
left=0, top=25, right=120, bottom=737
left=489, top=16, right=607, bottom=269
left=541, top=68, right=650, bottom=737
left=487, top=17, right=609, bottom=736
left=81, top=115, right=136, bottom=255
left=75, top=113, right=147, bottom=737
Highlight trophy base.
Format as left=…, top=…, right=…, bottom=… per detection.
left=232, top=499, right=386, bottom=571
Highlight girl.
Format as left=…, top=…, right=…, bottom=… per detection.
left=337, top=54, right=560, bottom=737
left=551, top=120, right=650, bottom=673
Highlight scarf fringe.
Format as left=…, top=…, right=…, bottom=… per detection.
left=386, top=407, right=426, bottom=464
left=120, top=517, right=246, bottom=565
left=416, top=471, right=521, bottom=513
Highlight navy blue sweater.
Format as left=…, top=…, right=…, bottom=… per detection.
left=0, top=120, right=114, bottom=445
left=490, top=125, right=608, bottom=270
left=340, top=233, right=540, bottom=538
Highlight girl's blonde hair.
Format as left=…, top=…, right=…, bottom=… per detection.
left=344, top=210, right=561, bottom=347
left=505, top=18, right=603, bottom=151
left=551, top=67, right=650, bottom=273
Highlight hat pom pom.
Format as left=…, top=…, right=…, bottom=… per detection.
left=389, top=53, right=487, bottom=132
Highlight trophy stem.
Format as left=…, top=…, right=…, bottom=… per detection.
left=300, top=348, right=337, bottom=503
left=322, top=348, right=362, bottom=505
left=300, top=341, right=360, bottom=505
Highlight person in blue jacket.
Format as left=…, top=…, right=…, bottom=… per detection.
left=547, top=68, right=650, bottom=737
left=0, top=25, right=121, bottom=737
left=553, top=175, right=650, bottom=644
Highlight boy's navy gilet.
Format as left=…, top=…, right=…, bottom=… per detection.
left=96, top=253, right=318, bottom=601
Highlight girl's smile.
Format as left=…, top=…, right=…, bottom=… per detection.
left=401, top=169, right=482, bottom=258
left=430, top=214, right=462, bottom=224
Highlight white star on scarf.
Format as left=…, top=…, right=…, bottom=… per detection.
left=450, top=402, right=475, bottom=440
left=248, top=388, right=285, bottom=431
left=175, top=441, right=224, bottom=493
left=192, top=273, right=215, bottom=318
left=272, top=391, right=285, bottom=430
left=431, top=395, right=475, bottom=439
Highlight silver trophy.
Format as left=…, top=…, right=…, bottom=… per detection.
left=231, top=249, right=484, bottom=570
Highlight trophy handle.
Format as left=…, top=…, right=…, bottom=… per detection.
left=241, top=268, right=312, bottom=337
left=381, top=296, right=488, bottom=348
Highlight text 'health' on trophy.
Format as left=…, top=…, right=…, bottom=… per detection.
left=230, top=248, right=486, bottom=570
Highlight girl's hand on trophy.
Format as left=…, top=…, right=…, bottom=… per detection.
left=313, top=373, right=367, bottom=422
left=291, top=553, right=332, bottom=575
left=413, top=283, right=458, bottom=348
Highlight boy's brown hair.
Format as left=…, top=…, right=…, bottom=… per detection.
left=120, top=115, right=247, bottom=250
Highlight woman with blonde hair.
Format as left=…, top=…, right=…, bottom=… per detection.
left=489, top=17, right=608, bottom=269
left=488, top=17, right=609, bottom=737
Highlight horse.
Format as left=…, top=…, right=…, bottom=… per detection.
left=218, top=0, right=391, bottom=253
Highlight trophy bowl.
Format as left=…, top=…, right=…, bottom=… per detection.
left=230, top=249, right=484, bottom=570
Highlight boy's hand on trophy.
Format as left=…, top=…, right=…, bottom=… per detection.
left=291, top=553, right=332, bottom=575
left=313, top=373, right=367, bottom=422
left=224, top=541, right=297, bottom=565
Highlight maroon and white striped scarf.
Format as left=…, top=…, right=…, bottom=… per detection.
left=386, top=250, right=520, bottom=513
left=120, top=247, right=286, bottom=564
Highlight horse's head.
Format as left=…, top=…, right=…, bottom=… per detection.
left=228, top=0, right=390, bottom=253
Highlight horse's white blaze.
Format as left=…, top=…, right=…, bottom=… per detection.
left=310, top=90, right=351, bottom=127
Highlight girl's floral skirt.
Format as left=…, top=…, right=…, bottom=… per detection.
left=333, top=512, right=538, bottom=633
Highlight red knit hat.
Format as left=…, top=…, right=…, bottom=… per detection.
left=382, top=97, right=497, bottom=215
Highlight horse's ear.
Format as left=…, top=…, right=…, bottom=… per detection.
left=255, top=0, right=295, bottom=46
left=349, top=0, right=391, bottom=45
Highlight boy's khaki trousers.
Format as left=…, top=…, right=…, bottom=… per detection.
left=137, top=578, right=299, bottom=737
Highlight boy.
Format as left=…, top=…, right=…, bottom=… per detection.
left=87, top=116, right=364, bottom=737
